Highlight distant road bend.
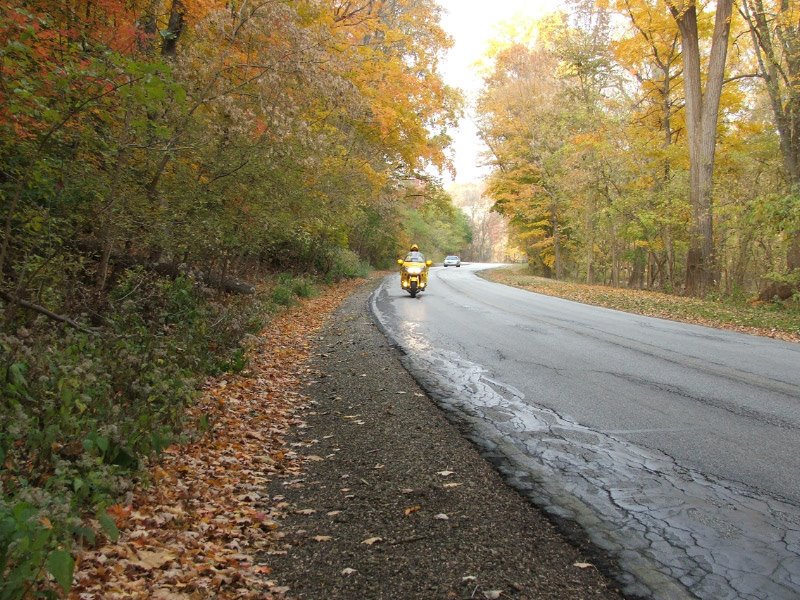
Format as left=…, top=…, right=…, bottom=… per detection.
left=371, top=263, right=800, bottom=600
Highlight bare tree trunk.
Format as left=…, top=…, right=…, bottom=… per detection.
left=0, top=186, right=21, bottom=288
left=162, top=0, right=186, bottom=57
left=611, top=221, right=620, bottom=287
left=552, top=207, right=563, bottom=279
left=585, top=195, right=595, bottom=284
left=789, top=234, right=800, bottom=271
left=668, top=0, right=733, bottom=295
left=628, top=246, right=645, bottom=288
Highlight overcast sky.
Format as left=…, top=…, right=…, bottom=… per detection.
left=436, top=0, right=565, bottom=184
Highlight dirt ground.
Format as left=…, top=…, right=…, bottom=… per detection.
left=265, top=276, right=629, bottom=600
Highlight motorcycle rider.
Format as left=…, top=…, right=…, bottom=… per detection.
left=405, top=243, right=426, bottom=263
left=398, top=244, right=431, bottom=295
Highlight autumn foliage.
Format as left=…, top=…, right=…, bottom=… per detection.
left=0, top=0, right=462, bottom=596
left=477, top=1, right=800, bottom=299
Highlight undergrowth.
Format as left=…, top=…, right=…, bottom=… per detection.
left=0, top=270, right=326, bottom=598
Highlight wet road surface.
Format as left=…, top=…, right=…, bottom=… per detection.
left=370, top=264, right=800, bottom=600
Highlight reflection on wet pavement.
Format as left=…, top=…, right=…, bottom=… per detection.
left=371, top=286, right=800, bottom=600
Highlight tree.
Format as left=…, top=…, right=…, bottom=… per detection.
left=739, top=0, right=800, bottom=290
left=665, top=0, right=734, bottom=295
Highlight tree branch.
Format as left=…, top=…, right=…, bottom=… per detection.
left=0, top=291, right=100, bottom=336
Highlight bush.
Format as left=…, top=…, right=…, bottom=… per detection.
left=291, top=276, right=316, bottom=298
left=271, top=284, right=296, bottom=306
left=326, top=248, right=371, bottom=282
left=0, top=268, right=275, bottom=597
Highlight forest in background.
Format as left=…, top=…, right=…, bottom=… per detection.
left=476, top=0, right=800, bottom=300
left=0, top=1, right=470, bottom=595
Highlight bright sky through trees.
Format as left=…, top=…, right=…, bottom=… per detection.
left=437, top=0, right=565, bottom=183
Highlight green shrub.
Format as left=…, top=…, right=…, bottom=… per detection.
left=291, top=276, right=316, bottom=298
left=0, top=268, right=274, bottom=596
left=271, top=284, right=295, bottom=306
left=326, top=248, right=371, bottom=282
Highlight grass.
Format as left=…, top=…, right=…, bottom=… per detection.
left=481, top=265, right=800, bottom=343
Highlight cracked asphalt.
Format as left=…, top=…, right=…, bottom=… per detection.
left=371, top=264, right=800, bottom=600
left=265, top=275, right=626, bottom=599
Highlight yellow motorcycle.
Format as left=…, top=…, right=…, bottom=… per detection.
left=397, top=252, right=432, bottom=298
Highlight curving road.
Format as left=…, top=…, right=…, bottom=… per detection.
left=370, top=263, right=800, bottom=600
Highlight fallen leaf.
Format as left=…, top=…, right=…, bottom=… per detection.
left=341, top=567, right=358, bottom=576
left=295, top=508, right=316, bottom=515
left=462, top=576, right=477, bottom=582
left=130, top=549, right=177, bottom=571
left=437, top=470, right=455, bottom=477
left=443, top=482, right=462, bottom=488
left=326, top=511, right=341, bottom=516
left=573, top=562, right=594, bottom=569
left=313, top=535, right=332, bottom=542
left=434, top=513, right=449, bottom=520
left=361, top=537, right=383, bottom=545
left=404, top=505, right=421, bottom=516
left=483, top=592, right=502, bottom=599
left=268, top=585, right=291, bottom=594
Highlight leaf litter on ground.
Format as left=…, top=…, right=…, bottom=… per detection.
left=483, top=266, right=800, bottom=342
left=70, top=278, right=366, bottom=599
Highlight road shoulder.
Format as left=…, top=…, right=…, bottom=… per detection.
left=265, top=276, right=626, bottom=599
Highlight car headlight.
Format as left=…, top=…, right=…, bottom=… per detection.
left=406, top=267, right=422, bottom=274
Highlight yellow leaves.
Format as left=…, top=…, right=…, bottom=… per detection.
left=403, top=505, right=421, bottom=516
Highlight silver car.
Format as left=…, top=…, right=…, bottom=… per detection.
left=443, top=255, right=461, bottom=267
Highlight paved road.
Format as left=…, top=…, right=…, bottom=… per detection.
left=370, top=264, right=800, bottom=600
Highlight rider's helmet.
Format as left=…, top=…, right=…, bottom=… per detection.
left=410, top=244, right=419, bottom=251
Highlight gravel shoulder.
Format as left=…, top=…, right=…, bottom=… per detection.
left=266, top=276, right=627, bottom=599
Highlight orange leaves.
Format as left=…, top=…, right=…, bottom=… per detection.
left=70, top=279, right=366, bottom=599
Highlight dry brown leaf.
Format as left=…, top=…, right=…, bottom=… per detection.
left=361, top=537, right=383, bottom=545
left=313, top=535, right=332, bottom=542
left=404, top=505, right=421, bottom=516
left=130, top=549, right=177, bottom=570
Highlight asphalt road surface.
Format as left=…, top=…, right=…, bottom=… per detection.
left=370, top=263, right=800, bottom=600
